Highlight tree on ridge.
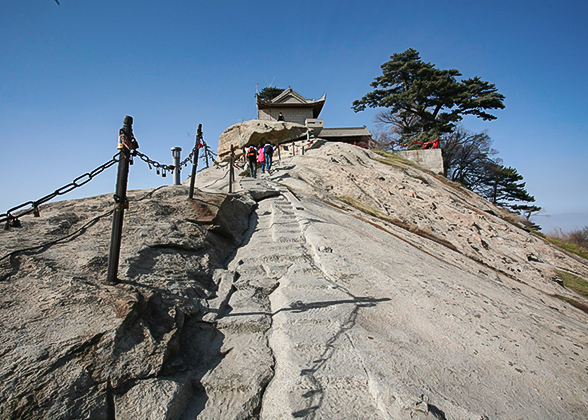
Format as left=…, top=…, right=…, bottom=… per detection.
left=352, top=48, right=506, bottom=147
left=475, top=163, right=535, bottom=206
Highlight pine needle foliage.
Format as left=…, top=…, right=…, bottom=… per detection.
left=353, top=48, right=505, bottom=146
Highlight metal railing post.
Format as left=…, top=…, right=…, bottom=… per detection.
left=229, top=144, right=234, bottom=193
left=188, top=124, right=202, bottom=199
left=106, top=115, right=134, bottom=284
left=171, top=147, right=182, bottom=185
left=277, top=138, right=281, bottom=162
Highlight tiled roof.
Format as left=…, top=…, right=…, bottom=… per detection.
left=257, top=87, right=326, bottom=118
left=319, top=127, right=372, bottom=138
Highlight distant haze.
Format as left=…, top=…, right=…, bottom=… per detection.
left=537, top=211, right=588, bottom=233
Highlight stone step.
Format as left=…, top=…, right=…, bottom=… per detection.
left=270, top=215, right=299, bottom=224
left=196, top=333, right=274, bottom=420
left=216, top=313, right=271, bottom=334
left=273, top=200, right=293, bottom=207
left=260, top=264, right=291, bottom=279
left=239, top=252, right=313, bottom=265
left=235, top=276, right=279, bottom=295
left=282, top=275, right=338, bottom=290
left=271, top=285, right=350, bottom=303
left=269, top=220, right=299, bottom=229
left=283, top=262, right=322, bottom=275
left=240, top=241, right=308, bottom=251
left=272, top=235, right=305, bottom=243
left=235, top=264, right=266, bottom=278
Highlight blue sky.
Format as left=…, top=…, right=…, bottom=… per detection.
left=1, top=0, right=586, bottom=232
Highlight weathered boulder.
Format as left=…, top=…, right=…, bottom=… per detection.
left=0, top=186, right=257, bottom=419
left=217, top=119, right=307, bottom=160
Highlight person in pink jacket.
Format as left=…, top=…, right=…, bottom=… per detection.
left=257, top=146, right=265, bottom=173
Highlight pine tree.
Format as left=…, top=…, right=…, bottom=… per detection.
left=476, top=163, right=535, bottom=207
left=511, top=204, right=543, bottom=231
left=352, top=48, right=505, bottom=147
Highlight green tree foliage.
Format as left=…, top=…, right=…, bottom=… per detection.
left=511, top=204, right=543, bottom=231
left=473, top=163, right=540, bottom=229
left=441, top=129, right=541, bottom=229
left=256, top=87, right=285, bottom=102
left=352, top=48, right=505, bottom=146
left=476, top=163, right=535, bottom=206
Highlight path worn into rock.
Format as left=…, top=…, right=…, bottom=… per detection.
left=191, top=144, right=588, bottom=419
left=197, top=175, right=388, bottom=418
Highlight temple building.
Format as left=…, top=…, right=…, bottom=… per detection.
left=257, top=87, right=372, bottom=148
left=257, top=87, right=326, bottom=125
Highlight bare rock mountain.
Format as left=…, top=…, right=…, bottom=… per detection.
left=1, top=142, right=587, bottom=419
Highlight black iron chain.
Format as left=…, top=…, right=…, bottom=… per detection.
left=136, top=142, right=211, bottom=177
left=203, top=143, right=217, bottom=158
left=135, top=151, right=177, bottom=177
left=0, top=185, right=167, bottom=264
left=1, top=154, right=119, bottom=228
left=1, top=127, right=214, bottom=228
left=179, top=149, right=195, bottom=167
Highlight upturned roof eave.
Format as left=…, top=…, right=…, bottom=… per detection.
left=257, top=98, right=326, bottom=116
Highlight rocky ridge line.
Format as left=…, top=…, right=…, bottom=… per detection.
left=0, top=141, right=587, bottom=419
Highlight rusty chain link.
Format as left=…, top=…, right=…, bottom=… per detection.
left=1, top=154, right=119, bottom=228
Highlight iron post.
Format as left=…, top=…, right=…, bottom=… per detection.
left=229, top=144, right=234, bottom=193
left=106, top=115, right=134, bottom=284
left=188, top=124, right=201, bottom=199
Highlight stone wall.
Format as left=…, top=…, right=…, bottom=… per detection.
left=258, top=107, right=314, bottom=125
left=395, top=148, right=444, bottom=174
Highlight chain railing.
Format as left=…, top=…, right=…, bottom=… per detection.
left=1, top=154, right=119, bottom=229
left=0, top=120, right=216, bottom=230
left=133, top=139, right=213, bottom=179
left=2, top=127, right=230, bottom=232
left=0, top=186, right=166, bottom=264
left=135, top=151, right=176, bottom=177
left=1, top=115, right=224, bottom=285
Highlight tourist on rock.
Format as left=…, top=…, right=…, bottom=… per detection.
left=263, top=142, right=274, bottom=173
left=247, top=145, right=258, bottom=178
left=277, top=112, right=285, bottom=121
left=258, top=145, right=265, bottom=173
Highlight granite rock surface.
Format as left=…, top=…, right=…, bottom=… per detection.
left=1, top=141, right=587, bottom=419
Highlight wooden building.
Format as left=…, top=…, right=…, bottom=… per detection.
left=256, top=86, right=372, bottom=148
left=257, top=87, right=326, bottom=125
